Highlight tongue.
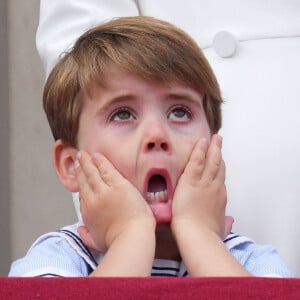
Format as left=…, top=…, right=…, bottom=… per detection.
left=150, top=202, right=172, bottom=224
left=148, top=175, right=167, bottom=193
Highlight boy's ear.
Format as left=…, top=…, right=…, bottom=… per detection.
left=53, top=140, right=79, bottom=192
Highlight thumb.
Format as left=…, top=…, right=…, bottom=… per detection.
left=77, top=225, right=98, bottom=251
left=224, top=216, right=234, bottom=239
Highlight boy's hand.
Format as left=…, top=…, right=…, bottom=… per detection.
left=224, top=215, right=234, bottom=238
left=171, top=134, right=227, bottom=239
left=170, top=135, right=251, bottom=276
left=77, top=225, right=98, bottom=250
left=75, top=151, right=155, bottom=253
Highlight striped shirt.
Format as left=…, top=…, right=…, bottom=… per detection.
left=8, top=222, right=293, bottom=277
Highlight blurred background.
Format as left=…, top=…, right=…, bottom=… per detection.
left=0, top=0, right=76, bottom=275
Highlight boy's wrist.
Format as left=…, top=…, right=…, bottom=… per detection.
left=171, top=218, right=223, bottom=245
left=92, top=218, right=156, bottom=277
left=107, top=216, right=156, bottom=249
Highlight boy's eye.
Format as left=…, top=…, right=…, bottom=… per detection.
left=168, top=106, right=192, bottom=121
left=110, top=108, right=134, bottom=121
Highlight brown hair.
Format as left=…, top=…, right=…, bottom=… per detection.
left=43, top=16, right=223, bottom=147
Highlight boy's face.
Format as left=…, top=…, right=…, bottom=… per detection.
left=77, top=66, right=210, bottom=224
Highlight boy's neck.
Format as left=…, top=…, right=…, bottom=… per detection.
left=155, top=224, right=181, bottom=261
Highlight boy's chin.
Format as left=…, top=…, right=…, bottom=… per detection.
left=149, top=202, right=172, bottom=224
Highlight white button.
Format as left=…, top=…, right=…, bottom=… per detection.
left=213, top=31, right=237, bottom=58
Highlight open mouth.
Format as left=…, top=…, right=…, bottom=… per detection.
left=146, top=174, right=168, bottom=203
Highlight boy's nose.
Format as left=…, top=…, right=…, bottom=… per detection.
left=146, top=141, right=169, bottom=152
left=142, top=120, right=171, bottom=153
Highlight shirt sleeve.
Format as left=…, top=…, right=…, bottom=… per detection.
left=230, top=241, right=293, bottom=277
left=8, top=236, right=91, bottom=277
left=36, top=0, right=140, bottom=77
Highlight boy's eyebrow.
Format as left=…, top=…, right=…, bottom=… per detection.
left=166, top=91, right=203, bottom=106
left=96, top=95, right=137, bottom=113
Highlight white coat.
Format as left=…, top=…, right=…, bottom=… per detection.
left=36, top=0, right=300, bottom=275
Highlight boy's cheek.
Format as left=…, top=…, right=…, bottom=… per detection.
left=180, top=139, right=198, bottom=165
left=103, top=153, right=136, bottom=184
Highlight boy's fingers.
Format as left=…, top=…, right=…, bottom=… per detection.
left=183, top=138, right=208, bottom=181
left=74, top=163, right=93, bottom=221
left=215, top=158, right=226, bottom=183
left=202, top=134, right=223, bottom=181
left=75, top=150, right=103, bottom=194
left=91, top=152, right=126, bottom=186
left=74, top=158, right=89, bottom=198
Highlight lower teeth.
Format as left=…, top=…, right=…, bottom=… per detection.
left=147, top=189, right=167, bottom=202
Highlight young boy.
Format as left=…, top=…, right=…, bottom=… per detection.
left=9, top=16, right=292, bottom=277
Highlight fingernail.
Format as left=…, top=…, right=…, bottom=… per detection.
left=74, top=159, right=80, bottom=169
left=218, top=135, right=223, bottom=142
